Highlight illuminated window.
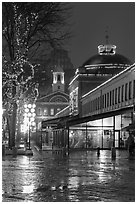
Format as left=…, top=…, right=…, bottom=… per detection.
left=43, top=108, right=48, bottom=116
left=37, top=108, right=42, bottom=116
left=57, top=108, right=61, bottom=112
left=50, top=108, right=54, bottom=115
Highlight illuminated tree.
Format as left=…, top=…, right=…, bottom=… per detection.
left=2, top=2, right=71, bottom=60
left=2, top=2, right=71, bottom=149
left=2, top=4, right=39, bottom=148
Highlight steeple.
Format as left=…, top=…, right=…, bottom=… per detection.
left=105, top=26, right=109, bottom=44
left=52, top=65, right=65, bottom=92
left=98, top=27, right=116, bottom=56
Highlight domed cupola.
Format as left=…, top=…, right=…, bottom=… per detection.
left=82, top=44, right=132, bottom=67
left=75, top=36, right=132, bottom=76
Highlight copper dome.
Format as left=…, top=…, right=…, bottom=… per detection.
left=82, top=45, right=132, bottom=67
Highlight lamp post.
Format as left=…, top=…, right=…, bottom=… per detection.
left=24, top=103, right=36, bottom=150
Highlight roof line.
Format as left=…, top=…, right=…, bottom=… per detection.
left=82, top=64, right=135, bottom=99
left=37, top=91, right=69, bottom=100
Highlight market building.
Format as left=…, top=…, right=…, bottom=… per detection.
left=41, top=43, right=134, bottom=151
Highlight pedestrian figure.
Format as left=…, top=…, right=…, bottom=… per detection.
left=97, top=146, right=100, bottom=157
left=127, top=133, right=135, bottom=157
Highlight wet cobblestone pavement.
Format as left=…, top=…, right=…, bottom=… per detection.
left=2, top=149, right=135, bottom=202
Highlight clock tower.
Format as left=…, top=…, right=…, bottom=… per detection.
left=52, top=65, right=65, bottom=92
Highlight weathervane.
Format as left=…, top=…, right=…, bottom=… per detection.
left=105, top=26, right=109, bottom=44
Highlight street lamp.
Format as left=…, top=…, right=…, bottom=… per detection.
left=24, top=103, right=36, bottom=150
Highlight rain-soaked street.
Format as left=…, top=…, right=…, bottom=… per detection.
left=2, top=147, right=135, bottom=202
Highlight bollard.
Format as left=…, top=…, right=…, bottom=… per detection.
left=111, top=147, right=116, bottom=159
left=97, top=147, right=100, bottom=156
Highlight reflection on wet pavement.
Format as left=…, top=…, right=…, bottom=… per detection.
left=2, top=150, right=135, bottom=202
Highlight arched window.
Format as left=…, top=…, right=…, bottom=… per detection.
left=43, top=108, right=48, bottom=116
left=57, top=108, right=61, bottom=112
left=37, top=108, right=42, bottom=116
left=50, top=108, right=54, bottom=116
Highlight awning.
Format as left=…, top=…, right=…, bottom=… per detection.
left=122, top=123, right=135, bottom=132
left=42, top=105, right=134, bottom=129
left=42, top=115, right=73, bottom=129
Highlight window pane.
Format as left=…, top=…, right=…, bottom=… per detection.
left=125, top=83, right=128, bottom=101
left=110, top=91, right=112, bottom=106
left=107, top=92, right=109, bottom=107
left=37, top=108, right=42, bottom=116
left=112, top=90, right=114, bottom=105
left=105, top=94, right=107, bottom=108
left=129, top=81, right=132, bottom=99
left=121, top=85, right=124, bottom=102
left=118, top=87, right=121, bottom=103
left=115, top=88, right=117, bottom=104
left=44, top=108, right=48, bottom=116
left=50, top=108, right=54, bottom=115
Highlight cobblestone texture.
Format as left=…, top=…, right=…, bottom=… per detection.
left=2, top=148, right=135, bottom=202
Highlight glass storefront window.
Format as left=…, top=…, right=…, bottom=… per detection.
left=115, top=115, right=121, bottom=130
left=103, top=117, right=113, bottom=127
left=69, top=128, right=113, bottom=149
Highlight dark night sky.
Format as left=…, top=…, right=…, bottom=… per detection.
left=65, top=2, right=135, bottom=68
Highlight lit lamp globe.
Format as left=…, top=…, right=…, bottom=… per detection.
left=30, top=117, right=34, bottom=122
left=25, top=108, right=29, bottom=113
left=24, top=113, right=28, bottom=118
left=24, top=104, right=28, bottom=109
left=31, top=108, right=35, bottom=113
left=31, top=121, right=36, bottom=126
left=32, top=104, right=36, bottom=108
left=32, top=113, right=36, bottom=117
left=28, top=112, right=31, bottom=118
left=28, top=104, right=32, bottom=109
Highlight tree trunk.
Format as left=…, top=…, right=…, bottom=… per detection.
left=6, top=116, right=12, bottom=149
left=10, top=102, right=17, bottom=148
